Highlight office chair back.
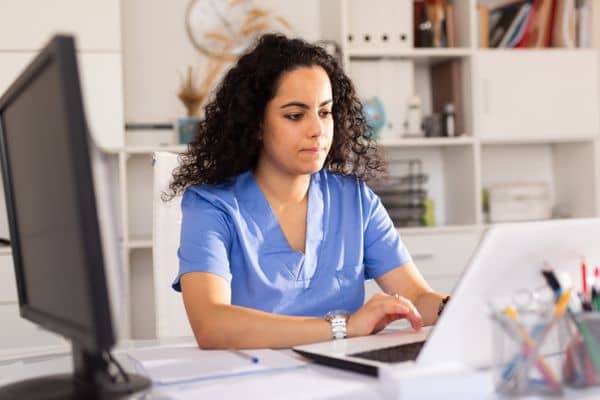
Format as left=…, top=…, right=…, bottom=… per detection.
left=152, top=151, right=194, bottom=338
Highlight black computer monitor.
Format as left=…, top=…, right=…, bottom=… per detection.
left=0, top=35, right=150, bottom=398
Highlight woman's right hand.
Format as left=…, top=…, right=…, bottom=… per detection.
left=347, top=292, right=423, bottom=337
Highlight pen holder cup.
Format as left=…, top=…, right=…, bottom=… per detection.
left=491, top=309, right=568, bottom=397
left=562, top=312, right=600, bottom=388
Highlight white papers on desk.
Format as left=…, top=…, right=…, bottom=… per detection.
left=127, top=345, right=307, bottom=385
left=379, top=361, right=494, bottom=400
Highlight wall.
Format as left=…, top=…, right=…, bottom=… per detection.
left=121, top=0, right=321, bottom=124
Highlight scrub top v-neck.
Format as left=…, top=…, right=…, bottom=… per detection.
left=173, top=169, right=412, bottom=317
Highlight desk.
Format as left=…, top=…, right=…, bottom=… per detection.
left=0, top=338, right=381, bottom=400
left=1, top=339, right=600, bottom=400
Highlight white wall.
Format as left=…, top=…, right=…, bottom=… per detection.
left=121, top=0, right=320, bottom=124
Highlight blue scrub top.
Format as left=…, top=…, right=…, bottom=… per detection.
left=172, top=169, right=412, bottom=317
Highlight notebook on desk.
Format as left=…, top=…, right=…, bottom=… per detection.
left=293, top=218, right=600, bottom=376
left=127, top=345, right=306, bottom=385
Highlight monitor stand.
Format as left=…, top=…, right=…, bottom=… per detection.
left=0, top=343, right=151, bottom=399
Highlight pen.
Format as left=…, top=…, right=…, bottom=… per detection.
left=592, top=287, right=599, bottom=312
left=541, top=269, right=561, bottom=296
left=540, top=269, right=598, bottom=384
left=593, top=267, right=600, bottom=311
left=582, top=258, right=589, bottom=300
left=538, top=290, right=572, bottom=343
left=229, top=349, right=260, bottom=364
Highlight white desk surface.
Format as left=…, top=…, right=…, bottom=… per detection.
left=1, top=338, right=600, bottom=400
left=0, top=338, right=381, bottom=400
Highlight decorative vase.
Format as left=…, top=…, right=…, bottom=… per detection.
left=177, top=117, right=200, bottom=145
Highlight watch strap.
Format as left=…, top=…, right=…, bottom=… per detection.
left=325, top=310, right=349, bottom=340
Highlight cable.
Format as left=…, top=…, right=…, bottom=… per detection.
left=103, top=350, right=130, bottom=383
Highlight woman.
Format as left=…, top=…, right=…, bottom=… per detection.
left=167, top=33, right=448, bottom=349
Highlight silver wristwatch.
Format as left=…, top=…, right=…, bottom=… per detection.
left=324, top=310, right=349, bottom=340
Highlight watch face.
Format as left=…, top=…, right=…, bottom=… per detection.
left=325, top=310, right=349, bottom=321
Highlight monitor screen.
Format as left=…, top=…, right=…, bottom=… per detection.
left=2, top=44, right=96, bottom=338
left=0, top=35, right=111, bottom=350
left=0, top=35, right=149, bottom=398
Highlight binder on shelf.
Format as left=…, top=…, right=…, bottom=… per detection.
left=575, top=0, right=592, bottom=48
left=525, top=0, right=554, bottom=47
left=480, top=0, right=528, bottom=8
left=414, top=0, right=456, bottom=48
left=592, top=0, right=600, bottom=48
left=489, top=1, right=526, bottom=47
left=430, top=59, right=464, bottom=136
left=551, top=0, right=577, bottom=48
left=514, top=0, right=539, bottom=48
left=445, top=2, right=456, bottom=47
left=348, top=0, right=411, bottom=51
left=498, top=3, right=532, bottom=47
left=414, top=0, right=433, bottom=47
left=479, top=4, right=490, bottom=48
left=426, top=0, right=447, bottom=47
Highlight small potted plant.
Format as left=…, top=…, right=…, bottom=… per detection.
left=177, top=61, right=222, bottom=144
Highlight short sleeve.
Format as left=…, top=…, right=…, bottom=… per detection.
left=361, top=182, right=412, bottom=279
left=172, top=188, right=233, bottom=292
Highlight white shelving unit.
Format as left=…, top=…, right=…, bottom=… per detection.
left=119, top=0, right=600, bottom=338
left=319, top=0, right=600, bottom=305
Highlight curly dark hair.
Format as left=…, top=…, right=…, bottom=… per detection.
left=166, top=33, right=385, bottom=200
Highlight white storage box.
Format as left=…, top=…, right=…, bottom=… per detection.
left=488, top=183, right=551, bottom=223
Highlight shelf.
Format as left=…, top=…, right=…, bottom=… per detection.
left=483, top=217, right=590, bottom=228
left=123, top=227, right=485, bottom=248
left=480, top=136, right=598, bottom=145
left=397, top=224, right=483, bottom=236
left=378, top=136, right=474, bottom=147
left=123, top=145, right=187, bottom=155
left=0, top=344, right=70, bottom=363
left=477, top=48, right=597, bottom=53
left=126, top=237, right=153, bottom=250
left=349, top=47, right=472, bottom=62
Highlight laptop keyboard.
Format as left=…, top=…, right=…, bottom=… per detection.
left=348, top=341, right=425, bottom=363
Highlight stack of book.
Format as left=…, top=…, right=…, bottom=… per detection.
left=479, top=0, right=595, bottom=48
left=413, top=0, right=457, bottom=47
left=369, top=159, right=429, bottom=227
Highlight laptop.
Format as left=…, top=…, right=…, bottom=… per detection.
left=293, top=218, right=600, bottom=376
